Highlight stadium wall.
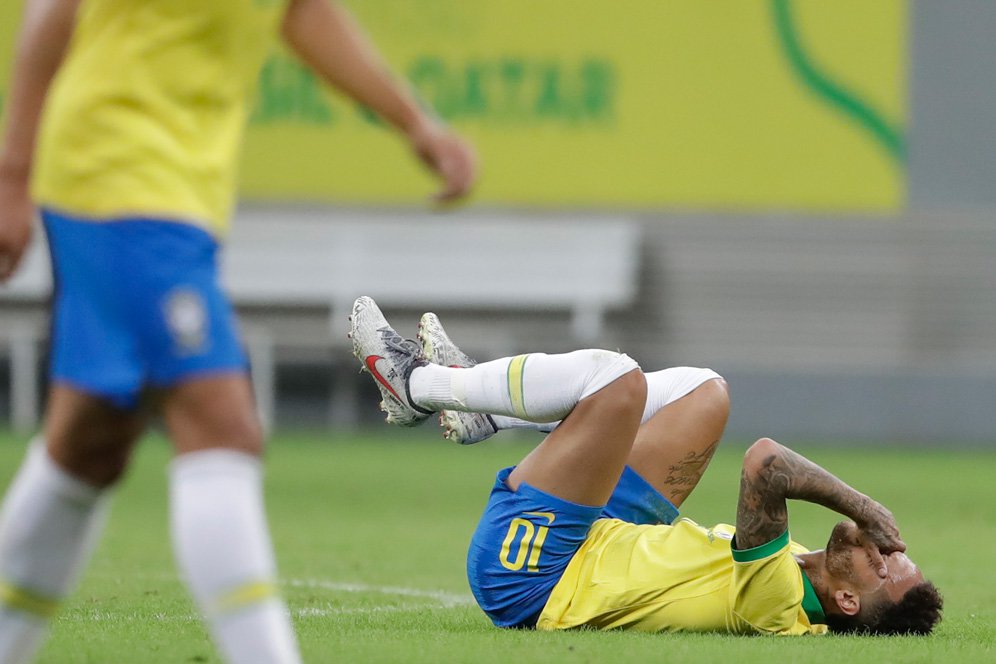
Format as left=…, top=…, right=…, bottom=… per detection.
left=2, top=1, right=995, bottom=444
left=269, top=206, right=986, bottom=445
left=259, top=0, right=996, bottom=443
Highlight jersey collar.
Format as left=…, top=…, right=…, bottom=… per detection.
left=800, top=570, right=827, bottom=625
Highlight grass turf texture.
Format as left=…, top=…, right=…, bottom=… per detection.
left=0, top=431, right=992, bottom=663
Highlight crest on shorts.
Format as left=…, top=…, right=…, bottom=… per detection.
left=164, top=288, right=208, bottom=355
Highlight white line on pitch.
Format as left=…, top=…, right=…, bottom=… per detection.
left=295, top=604, right=434, bottom=618
left=57, top=577, right=474, bottom=623
left=60, top=604, right=443, bottom=623
left=286, top=579, right=474, bottom=608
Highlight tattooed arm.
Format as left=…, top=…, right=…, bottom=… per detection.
left=735, top=438, right=905, bottom=576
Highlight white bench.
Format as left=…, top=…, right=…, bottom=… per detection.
left=225, top=209, right=642, bottom=427
left=1, top=210, right=642, bottom=431
left=224, top=208, right=641, bottom=342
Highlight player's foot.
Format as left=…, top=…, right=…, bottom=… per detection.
left=439, top=409, right=499, bottom=445
left=349, top=296, right=432, bottom=427
left=417, top=311, right=477, bottom=368
left=418, top=312, right=498, bottom=445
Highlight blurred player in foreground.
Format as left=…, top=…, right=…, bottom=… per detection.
left=0, top=1, right=475, bottom=661
left=349, top=296, right=942, bottom=636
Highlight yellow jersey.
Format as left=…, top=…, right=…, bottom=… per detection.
left=537, top=519, right=828, bottom=635
left=32, top=0, right=288, bottom=236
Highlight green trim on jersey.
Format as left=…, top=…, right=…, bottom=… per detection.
left=731, top=530, right=790, bottom=562
left=800, top=570, right=827, bottom=625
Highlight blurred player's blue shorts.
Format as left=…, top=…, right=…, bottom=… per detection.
left=467, top=465, right=679, bottom=628
left=43, top=209, right=248, bottom=410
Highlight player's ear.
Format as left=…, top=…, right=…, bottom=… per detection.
left=833, top=589, right=860, bottom=616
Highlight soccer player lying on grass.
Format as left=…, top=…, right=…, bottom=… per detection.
left=348, top=296, right=942, bottom=636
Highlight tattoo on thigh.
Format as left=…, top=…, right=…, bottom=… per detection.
left=662, top=441, right=719, bottom=502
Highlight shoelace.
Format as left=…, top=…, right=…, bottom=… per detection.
left=380, top=327, right=418, bottom=356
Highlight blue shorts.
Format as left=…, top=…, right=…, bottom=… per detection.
left=43, top=210, right=248, bottom=409
left=467, top=465, right=679, bottom=628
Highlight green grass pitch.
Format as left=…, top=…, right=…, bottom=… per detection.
left=0, top=430, right=992, bottom=663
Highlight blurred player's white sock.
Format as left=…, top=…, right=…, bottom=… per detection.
left=0, top=440, right=108, bottom=664
left=170, top=449, right=300, bottom=664
left=410, top=349, right=639, bottom=422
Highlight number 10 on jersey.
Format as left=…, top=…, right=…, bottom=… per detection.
left=499, top=512, right=555, bottom=572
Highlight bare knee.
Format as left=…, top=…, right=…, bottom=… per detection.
left=168, top=401, right=263, bottom=456
left=44, top=386, right=145, bottom=487
left=163, top=375, right=264, bottom=457
left=700, top=377, right=730, bottom=426
left=684, top=377, right=730, bottom=453
left=575, top=355, right=647, bottom=426
left=611, top=368, right=649, bottom=422
left=48, top=436, right=137, bottom=487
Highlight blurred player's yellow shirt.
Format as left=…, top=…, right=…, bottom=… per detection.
left=33, top=0, right=288, bottom=236
left=537, top=519, right=828, bottom=635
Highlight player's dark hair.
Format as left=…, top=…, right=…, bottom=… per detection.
left=826, top=581, right=943, bottom=636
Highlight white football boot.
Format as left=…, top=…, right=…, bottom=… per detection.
left=349, top=296, right=432, bottom=427
left=417, top=312, right=499, bottom=444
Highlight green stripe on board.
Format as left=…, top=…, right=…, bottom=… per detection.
left=771, top=0, right=906, bottom=164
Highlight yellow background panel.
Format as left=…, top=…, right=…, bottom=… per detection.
left=0, top=0, right=908, bottom=211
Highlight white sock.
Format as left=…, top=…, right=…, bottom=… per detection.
left=410, top=349, right=639, bottom=422
left=0, top=440, right=108, bottom=664
left=490, top=367, right=722, bottom=433
left=491, top=416, right=557, bottom=433
left=170, top=449, right=300, bottom=664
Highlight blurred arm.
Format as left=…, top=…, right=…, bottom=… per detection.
left=0, top=0, right=80, bottom=280
left=0, top=0, right=80, bottom=178
left=735, top=438, right=905, bottom=573
left=280, top=0, right=476, bottom=202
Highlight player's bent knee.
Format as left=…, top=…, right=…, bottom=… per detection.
left=702, top=377, right=730, bottom=417
left=590, top=366, right=647, bottom=424
left=577, top=350, right=643, bottom=401
left=617, top=368, right=648, bottom=415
